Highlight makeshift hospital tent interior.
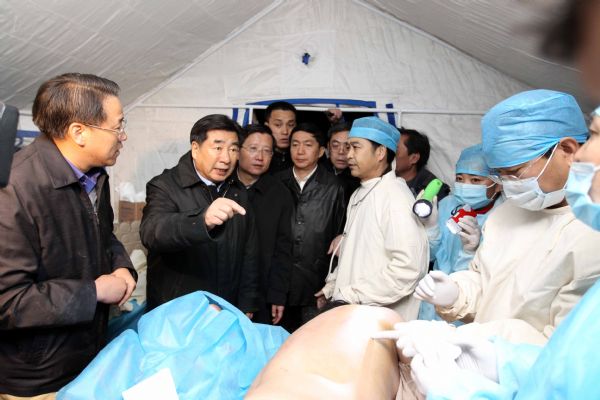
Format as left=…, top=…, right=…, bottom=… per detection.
left=0, top=0, right=587, bottom=398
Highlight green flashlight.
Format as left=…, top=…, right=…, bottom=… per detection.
left=412, top=179, right=443, bottom=218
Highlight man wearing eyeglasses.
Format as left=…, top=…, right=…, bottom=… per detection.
left=415, top=89, right=600, bottom=346
left=140, top=114, right=260, bottom=319
left=322, top=121, right=360, bottom=205
left=235, top=124, right=293, bottom=325
left=0, top=73, right=137, bottom=398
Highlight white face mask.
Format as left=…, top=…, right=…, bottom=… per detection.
left=502, top=146, right=565, bottom=211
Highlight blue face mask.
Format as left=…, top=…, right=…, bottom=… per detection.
left=453, top=183, right=492, bottom=209
left=565, top=162, right=600, bottom=231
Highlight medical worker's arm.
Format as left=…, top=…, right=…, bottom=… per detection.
left=140, top=177, right=215, bottom=252
left=336, top=201, right=427, bottom=306
left=435, top=247, right=485, bottom=322
left=0, top=185, right=97, bottom=329
left=543, top=247, right=600, bottom=338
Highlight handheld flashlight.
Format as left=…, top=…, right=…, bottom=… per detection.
left=412, top=179, right=443, bottom=218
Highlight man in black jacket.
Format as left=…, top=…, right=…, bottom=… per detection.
left=141, top=114, right=260, bottom=317
left=265, top=101, right=297, bottom=174
left=0, top=73, right=137, bottom=397
left=236, top=124, right=293, bottom=325
left=395, top=128, right=451, bottom=200
left=321, top=121, right=361, bottom=205
left=277, top=123, right=346, bottom=332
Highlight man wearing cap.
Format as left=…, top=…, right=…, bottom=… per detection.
left=415, top=89, right=600, bottom=345
left=317, top=117, right=428, bottom=320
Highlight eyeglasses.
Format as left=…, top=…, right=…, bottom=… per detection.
left=83, top=119, right=127, bottom=140
left=489, top=154, right=545, bottom=184
left=242, top=146, right=274, bottom=157
left=330, top=140, right=349, bottom=153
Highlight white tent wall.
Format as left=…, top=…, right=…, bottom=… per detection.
left=117, top=0, right=530, bottom=199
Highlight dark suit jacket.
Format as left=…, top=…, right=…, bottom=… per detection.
left=0, top=135, right=134, bottom=396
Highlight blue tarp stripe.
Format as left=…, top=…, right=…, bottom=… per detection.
left=385, top=103, right=396, bottom=126
left=248, top=98, right=377, bottom=108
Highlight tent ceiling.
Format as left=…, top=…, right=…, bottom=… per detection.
left=0, top=0, right=275, bottom=109
left=361, top=0, right=589, bottom=108
left=0, top=0, right=588, bottom=111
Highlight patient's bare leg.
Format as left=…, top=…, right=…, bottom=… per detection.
left=246, top=305, right=403, bottom=400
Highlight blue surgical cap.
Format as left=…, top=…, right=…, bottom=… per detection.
left=456, top=143, right=490, bottom=177
left=349, top=117, right=399, bottom=152
left=482, top=89, right=588, bottom=169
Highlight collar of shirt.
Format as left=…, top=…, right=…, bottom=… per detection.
left=64, top=158, right=103, bottom=194
left=236, top=168, right=257, bottom=189
left=293, top=164, right=318, bottom=191
left=195, top=167, right=224, bottom=192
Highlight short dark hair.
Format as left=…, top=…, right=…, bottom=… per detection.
left=265, top=101, right=297, bottom=122
left=327, top=121, right=353, bottom=140
left=399, top=127, right=430, bottom=171
left=368, top=140, right=396, bottom=165
left=242, top=124, right=274, bottom=146
left=290, top=122, right=326, bottom=147
left=190, top=114, right=243, bottom=144
left=540, top=0, right=594, bottom=61
left=32, top=73, right=120, bottom=139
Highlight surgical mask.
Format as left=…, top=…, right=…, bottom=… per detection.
left=501, top=146, right=565, bottom=211
left=565, top=162, right=600, bottom=231
left=453, top=183, right=492, bottom=209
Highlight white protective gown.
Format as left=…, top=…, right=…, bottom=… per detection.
left=436, top=200, right=600, bottom=345
left=322, top=170, right=429, bottom=320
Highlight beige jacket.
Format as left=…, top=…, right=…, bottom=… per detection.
left=323, top=170, right=429, bottom=320
left=437, top=201, right=600, bottom=345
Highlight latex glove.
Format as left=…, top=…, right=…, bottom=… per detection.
left=410, top=352, right=463, bottom=397
left=451, top=328, right=498, bottom=383
left=457, top=215, right=481, bottom=253
left=371, top=320, right=456, bottom=363
left=413, top=270, right=459, bottom=307
left=415, top=190, right=439, bottom=230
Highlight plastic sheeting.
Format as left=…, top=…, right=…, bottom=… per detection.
left=57, top=291, right=289, bottom=400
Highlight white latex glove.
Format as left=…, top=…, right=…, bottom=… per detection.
left=457, top=215, right=481, bottom=253
left=410, top=352, right=463, bottom=397
left=413, top=270, right=459, bottom=307
left=371, top=320, right=457, bottom=363
left=451, top=327, right=498, bottom=383
left=415, top=190, right=439, bottom=230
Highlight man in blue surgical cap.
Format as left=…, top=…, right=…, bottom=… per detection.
left=414, top=89, right=600, bottom=345
left=317, top=117, right=428, bottom=321
left=417, top=143, right=502, bottom=322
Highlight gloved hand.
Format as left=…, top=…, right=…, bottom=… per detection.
left=457, top=215, right=481, bottom=253
left=415, top=190, right=439, bottom=230
left=371, top=320, right=457, bottom=364
left=451, top=327, right=498, bottom=383
left=410, top=351, right=463, bottom=396
left=413, top=270, right=459, bottom=307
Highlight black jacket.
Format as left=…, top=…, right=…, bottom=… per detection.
left=406, top=168, right=451, bottom=202
left=277, top=165, right=346, bottom=306
left=268, top=148, right=292, bottom=175
left=320, top=157, right=361, bottom=206
left=140, top=152, right=260, bottom=313
left=237, top=173, right=293, bottom=308
left=0, top=135, right=135, bottom=396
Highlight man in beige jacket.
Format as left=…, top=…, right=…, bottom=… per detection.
left=317, top=117, right=428, bottom=321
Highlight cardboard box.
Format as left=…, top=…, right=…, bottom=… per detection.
left=119, top=201, right=145, bottom=222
